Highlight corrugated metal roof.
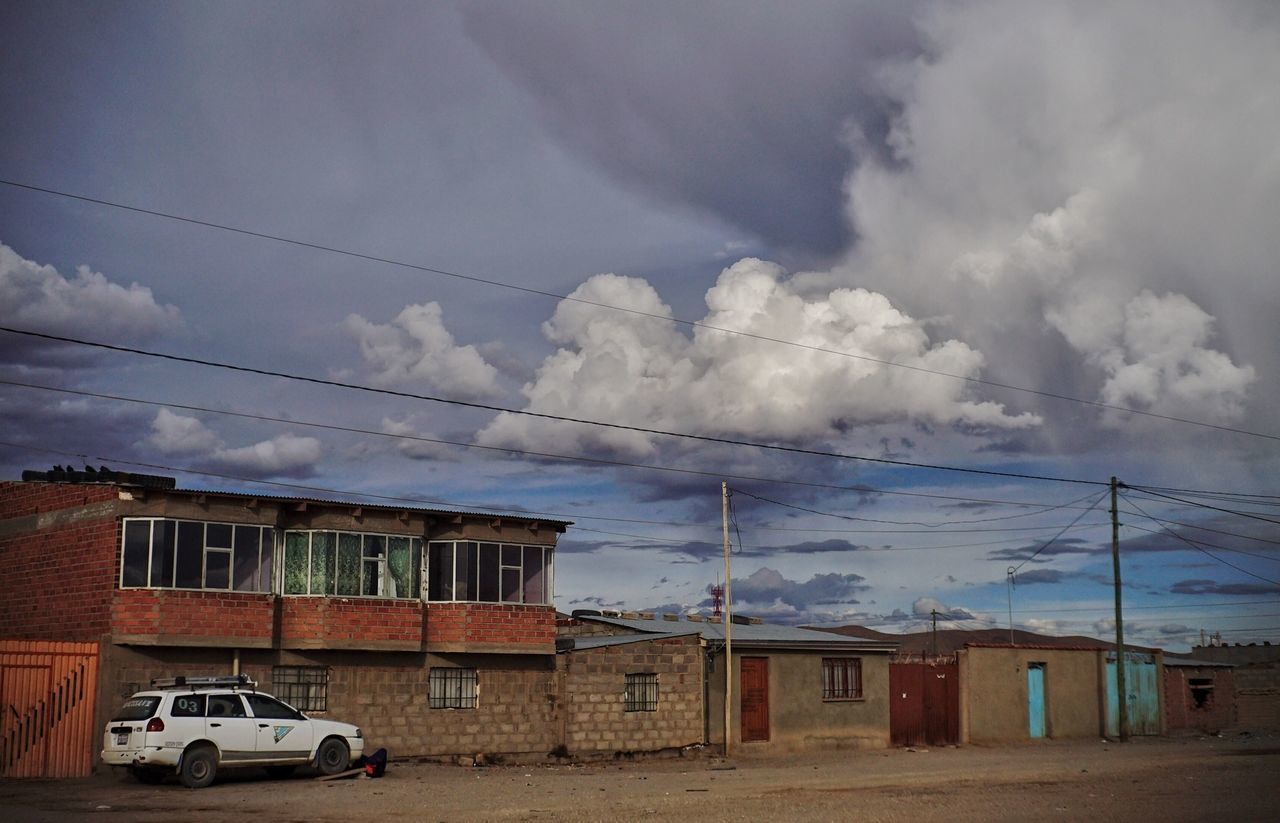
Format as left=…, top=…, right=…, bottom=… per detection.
left=563, top=630, right=702, bottom=652
left=577, top=615, right=897, bottom=651
left=1163, top=656, right=1235, bottom=668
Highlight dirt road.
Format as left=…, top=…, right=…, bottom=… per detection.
left=3, top=734, right=1278, bottom=822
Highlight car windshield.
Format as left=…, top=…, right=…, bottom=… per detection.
left=112, top=695, right=162, bottom=721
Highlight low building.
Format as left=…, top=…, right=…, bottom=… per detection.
left=1163, top=657, right=1236, bottom=733
left=1188, top=643, right=1280, bottom=730
left=562, top=611, right=897, bottom=752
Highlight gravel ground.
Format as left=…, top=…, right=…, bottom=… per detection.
left=3, top=733, right=1278, bottom=822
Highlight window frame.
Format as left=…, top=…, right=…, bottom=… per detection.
left=428, top=667, right=478, bottom=710
left=272, top=665, right=329, bottom=713
left=119, top=517, right=274, bottom=593
left=425, top=540, right=554, bottom=605
left=624, top=672, right=659, bottom=712
left=821, top=657, right=863, bottom=701
left=281, top=529, right=422, bottom=600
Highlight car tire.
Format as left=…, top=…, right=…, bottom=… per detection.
left=264, top=764, right=298, bottom=779
left=130, top=766, right=167, bottom=785
left=179, top=745, right=218, bottom=789
left=315, top=737, right=349, bottom=776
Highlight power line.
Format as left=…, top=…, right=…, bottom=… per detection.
left=1122, top=523, right=1280, bottom=562
left=1124, top=486, right=1280, bottom=526
left=0, top=325, right=1109, bottom=487
left=1010, top=490, right=1112, bottom=574
left=0, top=378, right=1108, bottom=512
left=1121, top=493, right=1280, bottom=588
left=4, top=177, right=1278, bottom=444
left=1013, top=599, right=1279, bottom=614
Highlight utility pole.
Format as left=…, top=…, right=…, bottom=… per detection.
left=721, top=481, right=733, bottom=757
left=1111, top=476, right=1128, bottom=742
left=931, top=609, right=939, bottom=659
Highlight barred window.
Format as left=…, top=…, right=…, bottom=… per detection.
left=822, top=658, right=862, bottom=700
left=429, top=667, right=477, bottom=709
left=624, top=673, right=659, bottom=712
left=273, top=666, right=329, bottom=712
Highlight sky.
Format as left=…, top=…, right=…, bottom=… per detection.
left=2, top=0, right=1278, bottom=652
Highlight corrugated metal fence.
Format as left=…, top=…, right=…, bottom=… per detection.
left=0, top=640, right=100, bottom=778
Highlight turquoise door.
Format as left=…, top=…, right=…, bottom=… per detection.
left=1027, top=663, right=1046, bottom=738
left=1107, top=655, right=1160, bottom=736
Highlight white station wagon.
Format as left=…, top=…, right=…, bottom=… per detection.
left=102, top=676, right=364, bottom=788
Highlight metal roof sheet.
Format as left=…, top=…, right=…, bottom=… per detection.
left=563, top=630, right=702, bottom=652
left=577, top=615, right=896, bottom=651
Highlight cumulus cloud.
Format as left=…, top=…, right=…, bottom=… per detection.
left=142, top=410, right=323, bottom=478
left=478, top=260, right=1039, bottom=456
left=0, top=242, right=182, bottom=366
left=344, top=302, right=501, bottom=399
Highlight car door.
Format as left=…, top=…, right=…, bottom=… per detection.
left=204, top=693, right=257, bottom=762
left=245, top=693, right=314, bottom=760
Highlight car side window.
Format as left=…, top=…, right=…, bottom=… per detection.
left=246, top=693, right=301, bottom=720
left=170, top=694, right=207, bottom=717
left=207, top=694, right=247, bottom=718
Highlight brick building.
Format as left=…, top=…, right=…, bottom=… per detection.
left=1188, top=643, right=1280, bottom=730
left=1162, top=657, right=1236, bottom=733
left=0, top=469, right=571, bottom=777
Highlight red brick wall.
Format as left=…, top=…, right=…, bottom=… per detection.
left=111, top=589, right=275, bottom=643
left=1164, top=667, right=1236, bottom=731
left=280, top=597, right=425, bottom=649
left=0, top=482, right=120, bottom=640
left=428, top=603, right=556, bottom=648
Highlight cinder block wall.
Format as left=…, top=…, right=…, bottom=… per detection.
left=559, top=635, right=703, bottom=755
left=1234, top=666, right=1280, bottom=730
left=0, top=481, right=120, bottom=639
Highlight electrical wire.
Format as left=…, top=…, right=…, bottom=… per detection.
left=1121, top=523, right=1280, bottom=562
left=0, top=325, right=1110, bottom=487
left=0, top=378, right=1107, bottom=513
left=1010, top=489, right=1112, bottom=574
left=1124, top=485, right=1280, bottom=526
left=1121, top=493, right=1280, bottom=588
left=6, top=177, right=1279, bottom=443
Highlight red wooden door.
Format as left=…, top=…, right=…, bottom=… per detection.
left=890, top=663, right=925, bottom=746
left=923, top=662, right=959, bottom=745
left=891, top=662, right=959, bottom=747
left=740, top=657, right=770, bottom=742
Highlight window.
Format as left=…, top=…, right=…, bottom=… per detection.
left=1188, top=677, right=1214, bottom=709
left=246, top=693, right=303, bottom=720
left=822, top=658, right=863, bottom=700
left=121, top=518, right=274, bottom=592
left=426, top=541, right=553, bottom=605
left=170, top=694, right=207, bottom=718
left=625, top=673, right=659, bottom=712
left=282, top=531, right=422, bottom=599
left=429, top=668, right=477, bottom=709
left=273, top=666, right=329, bottom=712
left=206, top=694, right=247, bottom=718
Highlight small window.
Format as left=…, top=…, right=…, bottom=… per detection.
left=273, top=666, right=329, bottom=713
left=625, top=673, right=659, bottom=712
left=822, top=658, right=862, bottom=700
left=1189, top=677, right=1214, bottom=709
left=429, top=668, right=477, bottom=709
left=246, top=693, right=301, bottom=720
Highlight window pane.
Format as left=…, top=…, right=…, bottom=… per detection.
left=151, top=520, right=175, bottom=588
left=456, top=542, right=476, bottom=600
left=233, top=526, right=260, bottom=591
left=362, top=536, right=385, bottom=596
left=121, top=520, right=150, bottom=587
left=428, top=542, right=454, bottom=601
left=501, top=544, right=521, bottom=566
left=206, top=523, right=232, bottom=548
left=501, top=567, right=521, bottom=603
left=478, top=543, right=500, bottom=602
left=310, top=532, right=336, bottom=594
left=259, top=530, right=274, bottom=592
left=336, top=533, right=361, bottom=596
left=175, top=521, right=204, bottom=589
left=387, top=537, right=413, bottom=599
left=205, top=550, right=231, bottom=589
left=411, top=540, right=422, bottom=599
left=522, top=546, right=545, bottom=604
left=283, top=532, right=310, bottom=594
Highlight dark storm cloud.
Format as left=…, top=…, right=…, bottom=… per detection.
left=1170, top=579, right=1280, bottom=596
left=463, top=0, right=922, bottom=260
left=987, top=538, right=1100, bottom=562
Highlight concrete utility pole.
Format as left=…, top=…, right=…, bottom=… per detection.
left=722, top=481, right=733, bottom=757
left=1111, top=476, right=1129, bottom=742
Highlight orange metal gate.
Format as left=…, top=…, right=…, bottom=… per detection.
left=0, top=640, right=100, bottom=778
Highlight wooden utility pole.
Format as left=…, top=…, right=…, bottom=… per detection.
left=722, top=481, right=733, bottom=757
left=931, top=609, right=939, bottom=658
left=1111, top=476, right=1129, bottom=742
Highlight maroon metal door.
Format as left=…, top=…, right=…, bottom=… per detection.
left=740, top=657, right=770, bottom=742
left=891, top=662, right=958, bottom=747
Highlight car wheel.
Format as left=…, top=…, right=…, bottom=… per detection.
left=179, top=745, right=218, bottom=789
left=264, top=764, right=298, bottom=779
left=130, top=766, right=167, bottom=785
left=315, top=738, right=349, bottom=775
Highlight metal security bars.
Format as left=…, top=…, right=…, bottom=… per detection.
left=822, top=658, right=863, bottom=700
left=272, top=666, right=328, bottom=712
left=624, top=673, right=659, bottom=712
left=428, top=668, right=477, bottom=709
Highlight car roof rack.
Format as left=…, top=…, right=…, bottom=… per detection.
left=150, top=675, right=257, bottom=691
